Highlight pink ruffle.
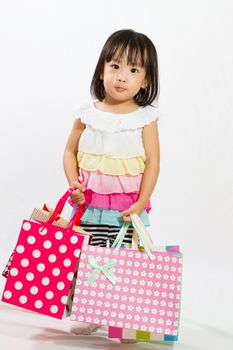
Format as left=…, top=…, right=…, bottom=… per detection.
left=78, top=168, right=143, bottom=194
left=69, top=189, right=151, bottom=213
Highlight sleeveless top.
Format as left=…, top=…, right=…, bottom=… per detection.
left=73, top=100, right=159, bottom=227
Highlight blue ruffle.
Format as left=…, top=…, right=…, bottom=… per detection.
left=71, top=205, right=150, bottom=227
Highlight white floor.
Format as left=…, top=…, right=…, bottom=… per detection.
left=1, top=294, right=233, bottom=350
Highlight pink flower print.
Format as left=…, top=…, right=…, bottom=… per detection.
left=136, top=306, right=142, bottom=312
left=134, top=315, right=141, bottom=321
left=158, top=318, right=164, bottom=324
left=159, top=310, right=165, bottom=316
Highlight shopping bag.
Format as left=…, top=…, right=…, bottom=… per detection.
left=30, top=204, right=91, bottom=242
left=108, top=246, right=180, bottom=342
left=2, top=198, right=91, bottom=278
left=71, top=214, right=183, bottom=338
left=1, top=188, right=88, bottom=319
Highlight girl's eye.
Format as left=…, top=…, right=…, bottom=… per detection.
left=111, top=64, right=119, bottom=69
left=131, top=68, right=139, bottom=73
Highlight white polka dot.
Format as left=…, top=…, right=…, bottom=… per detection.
left=21, top=259, right=29, bottom=267
left=26, top=272, right=34, bottom=281
left=46, top=291, right=54, bottom=299
left=52, top=268, right=60, bottom=276
left=55, top=231, right=63, bottom=240
left=57, top=282, right=65, bottom=290
left=67, top=272, right=74, bottom=281
left=74, top=249, right=80, bottom=257
left=64, top=259, right=71, bottom=267
left=42, top=277, right=50, bottom=286
left=30, top=286, right=38, bottom=295
left=37, top=263, right=45, bottom=272
left=16, top=245, right=25, bottom=254
left=59, top=245, right=67, bottom=253
left=70, top=235, right=78, bottom=244
left=35, top=300, right=43, bottom=309
left=19, top=295, right=27, bottom=304
left=61, top=296, right=68, bottom=304
left=32, top=250, right=41, bottom=258
left=10, top=268, right=18, bottom=276
left=23, top=222, right=31, bottom=231
left=48, top=254, right=57, bottom=263
left=43, top=240, right=52, bottom=249
left=15, top=281, right=23, bottom=290
left=4, top=291, right=12, bottom=299
left=39, top=227, right=47, bottom=235
left=50, top=305, right=58, bottom=314
left=27, top=235, right=36, bottom=244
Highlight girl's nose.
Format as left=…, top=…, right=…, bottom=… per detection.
left=116, top=72, right=127, bottom=82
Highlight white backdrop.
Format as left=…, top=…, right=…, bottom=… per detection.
left=0, top=0, right=233, bottom=347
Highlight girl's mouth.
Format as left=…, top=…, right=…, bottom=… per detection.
left=115, top=86, right=127, bottom=92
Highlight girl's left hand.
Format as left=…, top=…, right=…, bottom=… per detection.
left=121, top=201, right=145, bottom=222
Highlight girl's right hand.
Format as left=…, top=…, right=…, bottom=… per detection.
left=70, top=180, right=85, bottom=205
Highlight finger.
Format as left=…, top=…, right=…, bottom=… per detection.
left=72, top=194, right=84, bottom=202
left=122, top=216, right=132, bottom=222
left=71, top=181, right=85, bottom=192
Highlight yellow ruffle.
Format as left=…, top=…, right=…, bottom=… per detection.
left=77, top=152, right=145, bottom=176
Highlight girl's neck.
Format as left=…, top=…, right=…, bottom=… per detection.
left=95, top=98, right=140, bottom=114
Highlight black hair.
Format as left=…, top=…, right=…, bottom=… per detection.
left=90, top=29, right=159, bottom=106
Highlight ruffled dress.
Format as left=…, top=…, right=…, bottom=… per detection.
left=73, top=101, right=159, bottom=227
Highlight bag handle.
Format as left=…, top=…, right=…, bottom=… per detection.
left=111, top=213, right=155, bottom=259
left=47, top=188, right=85, bottom=231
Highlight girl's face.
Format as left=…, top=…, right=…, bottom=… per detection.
left=101, top=54, right=147, bottom=104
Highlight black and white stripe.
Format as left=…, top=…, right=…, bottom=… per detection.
left=79, top=223, right=134, bottom=247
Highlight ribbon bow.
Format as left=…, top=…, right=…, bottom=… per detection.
left=87, top=256, right=118, bottom=285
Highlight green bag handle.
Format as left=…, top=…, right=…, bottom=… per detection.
left=111, top=213, right=155, bottom=260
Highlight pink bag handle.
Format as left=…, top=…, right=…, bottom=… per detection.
left=47, top=188, right=74, bottom=225
left=47, top=188, right=85, bottom=231
left=66, top=205, right=85, bottom=233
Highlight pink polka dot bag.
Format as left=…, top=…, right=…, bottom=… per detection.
left=1, top=188, right=88, bottom=319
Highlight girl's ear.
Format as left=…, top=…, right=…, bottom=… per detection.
left=100, top=73, right=103, bottom=80
left=141, top=79, right=148, bottom=89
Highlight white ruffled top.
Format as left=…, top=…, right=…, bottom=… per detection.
left=75, top=100, right=159, bottom=159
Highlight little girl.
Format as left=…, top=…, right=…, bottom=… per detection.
left=63, top=29, right=160, bottom=338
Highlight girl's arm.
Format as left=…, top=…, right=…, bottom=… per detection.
left=63, top=118, right=86, bottom=187
left=137, top=120, right=160, bottom=207
left=121, top=120, right=160, bottom=221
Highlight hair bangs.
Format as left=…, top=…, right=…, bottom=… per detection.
left=105, top=40, right=147, bottom=67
